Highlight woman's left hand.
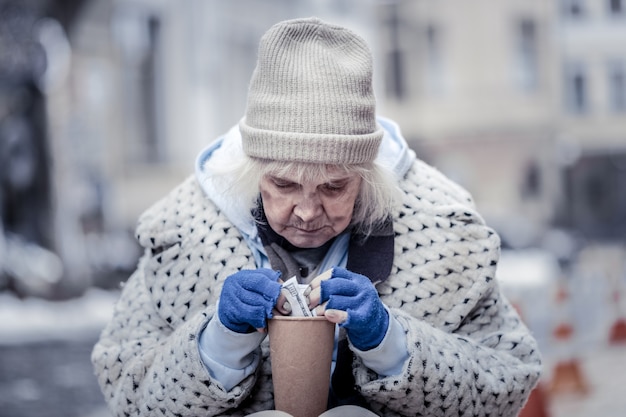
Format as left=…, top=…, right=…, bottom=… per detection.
left=305, top=267, right=389, bottom=351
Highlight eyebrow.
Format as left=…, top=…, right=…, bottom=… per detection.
left=268, top=174, right=353, bottom=185
left=268, top=175, right=297, bottom=183
left=325, top=178, right=351, bottom=186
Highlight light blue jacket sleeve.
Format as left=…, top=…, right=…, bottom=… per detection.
left=198, top=313, right=266, bottom=391
left=351, top=310, right=409, bottom=377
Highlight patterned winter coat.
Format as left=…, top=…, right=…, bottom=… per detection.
left=92, top=157, right=542, bottom=417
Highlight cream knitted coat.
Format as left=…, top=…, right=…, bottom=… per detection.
left=92, top=158, right=542, bottom=417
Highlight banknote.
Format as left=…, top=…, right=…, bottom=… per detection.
left=281, top=276, right=313, bottom=317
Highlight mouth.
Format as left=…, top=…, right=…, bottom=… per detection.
left=292, top=225, right=325, bottom=233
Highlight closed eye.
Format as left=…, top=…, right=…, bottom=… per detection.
left=321, top=181, right=348, bottom=193
left=270, top=177, right=298, bottom=190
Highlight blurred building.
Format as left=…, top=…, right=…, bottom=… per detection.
left=2, top=0, right=625, bottom=295
left=376, top=0, right=560, bottom=249
left=553, top=0, right=626, bottom=241
left=0, top=0, right=382, bottom=294
left=94, top=0, right=380, bottom=229
left=376, top=0, right=626, bottom=249
left=0, top=0, right=92, bottom=297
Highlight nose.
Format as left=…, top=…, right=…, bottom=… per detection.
left=293, top=192, right=323, bottom=222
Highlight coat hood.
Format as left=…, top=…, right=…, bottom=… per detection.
left=194, top=116, right=415, bottom=235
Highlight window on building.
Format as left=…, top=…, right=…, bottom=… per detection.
left=607, top=0, right=625, bottom=15
left=423, top=24, right=444, bottom=94
left=561, top=0, right=587, bottom=18
left=564, top=62, right=589, bottom=114
left=561, top=153, right=626, bottom=239
left=513, top=18, right=539, bottom=91
left=383, top=3, right=405, bottom=100
left=141, top=16, right=164, bottom=164
left=386, top=49, right=405, bottom=100
left=113, top=10, right=166, bottom=165
left=522, top=161, right=542, bottom=198
left=608, top=60, right=626, bottom=112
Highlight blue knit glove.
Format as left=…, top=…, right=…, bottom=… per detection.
left=320, top=267, right=389, bottom=351
left=217, top=269, right=282, bottom=333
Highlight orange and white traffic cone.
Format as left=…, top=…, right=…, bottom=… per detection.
left=519, top=382, right=550, bottom=417
left=511, top=302, right=551, bottom=417
left=609, top=289, right=626, bottom=344
left=547, top=283, right=589, bottom=396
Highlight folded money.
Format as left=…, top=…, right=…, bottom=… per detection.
left=281, top=276, right=313, bottom=317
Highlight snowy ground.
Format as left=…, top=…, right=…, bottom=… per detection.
left=0, top=288, right=118, bottom=345
left=1, top=285, right=625, bottom=417
left=0, top=289, right=118, bottom=417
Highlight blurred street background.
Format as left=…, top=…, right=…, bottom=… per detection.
left=1, top=0, right=625, bottom=416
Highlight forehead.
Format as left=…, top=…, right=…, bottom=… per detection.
left=264, top=162, right=357, bottom=183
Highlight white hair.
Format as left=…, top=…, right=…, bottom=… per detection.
left=208, top=155, right=400, bottom=238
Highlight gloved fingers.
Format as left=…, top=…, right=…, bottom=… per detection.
left=228, top=268, right=280, bottom=280
left=313, top=301, right=349, bottom=325
left=236, top=269, right=281, bottom=288
left=219, top=270, right=282, bottom=332
left=232, top=272, right=282, bottom=306
left=219, top=302, right=268, bottom=329
left=261, top=268, right=283, bottom=282
left=320, top=294, right=367, bottom=328
left=331, top=267, right=368, bottom=283
left=313, top=292, right=351, bottom=325
left=324, top=293, right=357, bottom=314
left=250, top=304, right=272, bottom=328
left=226, top=289, right=273, bottom=313
left=246, top=267, right=282, bottom=281
left=240, top=276, right=282, bottom=299
left=220, top=291, right=268, bottom=313
left=320, top=277, right=360, bottom=303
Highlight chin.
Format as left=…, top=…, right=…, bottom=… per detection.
left=287, top=240, right=322, bottom=249
left=286, top=235, right=332, bottom=249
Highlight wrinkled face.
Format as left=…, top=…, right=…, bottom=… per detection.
left=259, top=168, right=362, bottom=249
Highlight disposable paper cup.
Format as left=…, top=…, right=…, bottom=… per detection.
left=268, top=316, right=336, bottom=417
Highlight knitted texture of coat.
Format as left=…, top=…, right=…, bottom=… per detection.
left=92, top=158, right=542, bottom=417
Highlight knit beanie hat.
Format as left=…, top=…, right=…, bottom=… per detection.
left=239, top=17, right=383, bottom=164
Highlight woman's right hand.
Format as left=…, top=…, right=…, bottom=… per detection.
left=217, top=268, right=282, bottom=333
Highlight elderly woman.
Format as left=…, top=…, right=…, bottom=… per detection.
left=92, top=17, right=542, bottom=417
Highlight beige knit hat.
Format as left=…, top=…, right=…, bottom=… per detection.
left=239, top=17, right=383, bottom=164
